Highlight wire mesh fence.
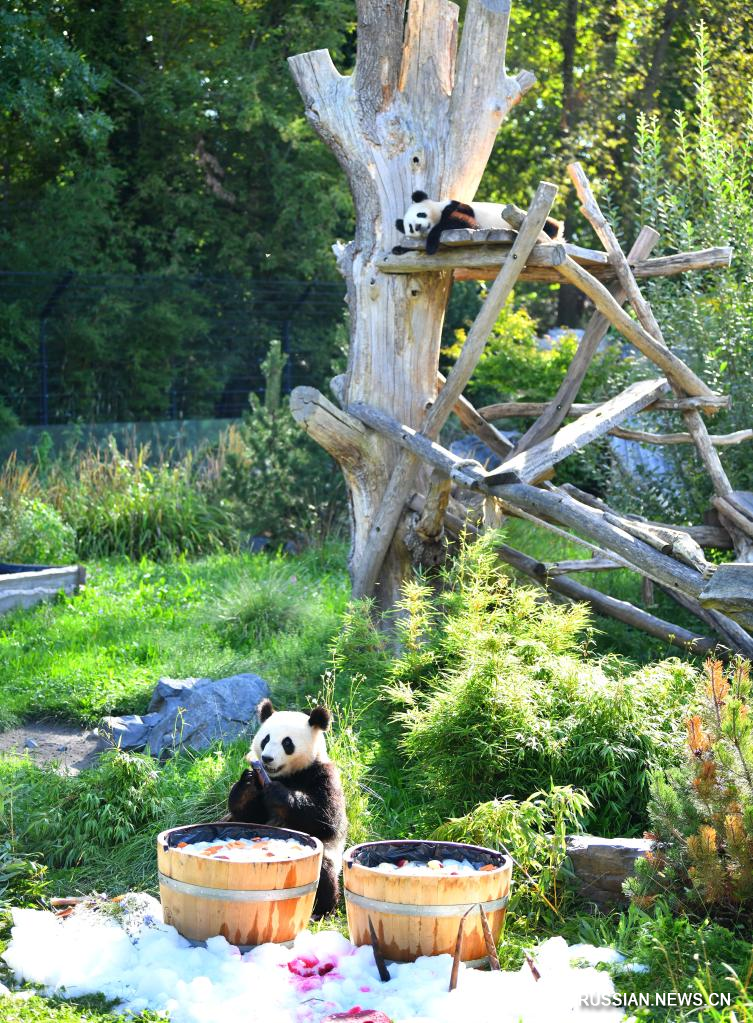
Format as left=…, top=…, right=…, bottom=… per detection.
left=0, top=271, right=347, bottom=426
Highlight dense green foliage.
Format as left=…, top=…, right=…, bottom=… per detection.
left=376, top=535, right=697, bottom=835
left=615, top=32, right=753, bottom=519
left=3, top=2, right=753, bottom=429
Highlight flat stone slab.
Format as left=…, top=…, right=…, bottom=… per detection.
left=566, top=835, right=652, bottom=908
left=101, top=673, right=269, bottom=757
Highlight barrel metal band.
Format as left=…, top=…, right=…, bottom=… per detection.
left=158, top=872, right=318, bottom=903
left=344, top=890, right=509, bottom=917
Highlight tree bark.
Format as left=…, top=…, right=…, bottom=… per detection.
left=288, top=0, right=535, bottom=606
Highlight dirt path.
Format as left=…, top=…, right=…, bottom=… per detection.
left=0, top=722, right=105, bottom=774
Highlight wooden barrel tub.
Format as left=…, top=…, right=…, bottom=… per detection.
left=157, top=822, right=323, bottom=947
left=343, top=839, right=512, bottom=964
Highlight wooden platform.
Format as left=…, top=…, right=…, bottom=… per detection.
left=379, top=232, right=732, bottom=284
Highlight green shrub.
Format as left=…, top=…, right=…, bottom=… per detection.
left=217, top=339, right=346, bottom=548
left=0, top=742, right=237, bottom=890
left=628, top=658, right=753, bottom=921
left=61, top=440, right=237, bottom=560
left=433, top=786, right=591, bottom=926
left=0, top=496, right=76, bottom=564
left=218, top=401, right=345, bottom=548
left=0, top=843, right=49, bottom=910
left=213, top=561, right=311, bottom=646
left=383, top=533, right=697, bottom=835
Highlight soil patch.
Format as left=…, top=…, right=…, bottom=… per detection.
left=0, top=721, right=105, bottom=774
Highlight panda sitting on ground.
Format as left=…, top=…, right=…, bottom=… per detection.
left=393, top=190, right=563, bottom=255
left=227, top=699, right=347, bottom=917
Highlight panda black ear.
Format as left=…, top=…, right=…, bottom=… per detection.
left=411, top=190, right=428, bottom=203
left=257, top=699, right=274, bottom=723
left=395, top=218, right=405, bottom=233
left=308, top=706, right=331, bottom=731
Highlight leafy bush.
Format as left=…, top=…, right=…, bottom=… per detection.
left=58, top=440, right=237, bottom=560
left=628, top=658, right=753, bottom=920
left=215, top=337, right=346, bottom=548
left=0, top=743, right=236, bottom=890
left=433, top=786, right=591, bottom=925
left=218, top=409, right=343, bottom=547
left=382, top=533, right=697, bottom=835
left=0, top=496, right=76, bottom=564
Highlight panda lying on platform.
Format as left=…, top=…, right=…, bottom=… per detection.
left=227, top=699, right=347, bottom=917
left=394, top=190, right=563, bottom=255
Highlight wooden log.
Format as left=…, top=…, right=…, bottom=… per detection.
left=496, top=543, right=718, bottom=655
left=480, top=395, right=731, bottom=420
left=558, top=482, right=733, bottom=549
left=658, top=584, right=753, bottom=659
left=350, top=181, right=558, bottom=598
left=698, top=564, right=753, bottom=614
left=544, top=558, right=622, bottom=575
left=414, top=469, right=453, bottom=542
left=381, top=240, right=607, bottom=275
left=514, top=226, right=660, bottom=453
left=604, top=513, right=712, bottom=577
left=712, top=497, right=753, bottom=540
left=610, top=426, right=753, bottom=446
left=494, top=484, right=705, bottom=598
left=489, top=377, right=669, bottom=484
left=725, top=491, right=753, bottom=521
left=349, top=401, right=706, bottom=599
left=553, top=250, right=715, bottom=401
left=429, top=487, right=744, bottom=655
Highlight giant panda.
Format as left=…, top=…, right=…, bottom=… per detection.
left=227, top=699, right=347, bottom=917
left=394, top=190, right=563, bottom=255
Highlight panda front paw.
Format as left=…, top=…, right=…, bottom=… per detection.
left=262, top=781, right=291, bottom=814
left=228, top=769, right=263, bottom=820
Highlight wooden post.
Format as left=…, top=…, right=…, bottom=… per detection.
left=288, top=0, right=538, bottom=608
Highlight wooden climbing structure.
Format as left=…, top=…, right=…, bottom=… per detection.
left=287, top=0, right=753, bottom=657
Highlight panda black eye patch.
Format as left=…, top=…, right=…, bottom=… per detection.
left=260, top=734, right=270, bottom=750
left=282, top=737, right=295, bottom=755
left=416, top=212, right=428, bottom=218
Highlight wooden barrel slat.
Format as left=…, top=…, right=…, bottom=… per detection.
left=157, top=822, right=322, bottom=947
left=343, top=840, right=511, bottom=963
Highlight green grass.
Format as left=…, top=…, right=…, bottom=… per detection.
left=0, top=544, right=349, bottom=729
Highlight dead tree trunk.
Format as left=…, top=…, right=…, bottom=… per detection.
left=288, top=0, right=535, bottom=608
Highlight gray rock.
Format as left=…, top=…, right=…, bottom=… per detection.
left=23, top=737, right=39, bottom=749
left=566, top=834, right=652, bottom=909
left=101, top=673, right=268, bottom=757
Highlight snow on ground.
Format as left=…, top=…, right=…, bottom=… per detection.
left=1, top=895, right=629, bottom=1022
